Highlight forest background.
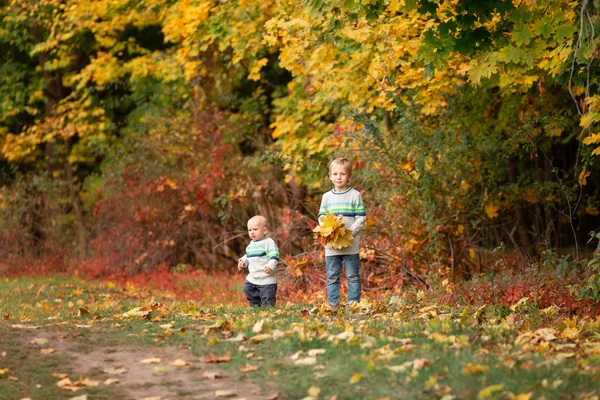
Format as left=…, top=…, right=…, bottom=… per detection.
left=2, top=0, right=600, bottom=312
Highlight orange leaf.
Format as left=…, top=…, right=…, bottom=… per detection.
left=202, top=352, right=231, bottom=363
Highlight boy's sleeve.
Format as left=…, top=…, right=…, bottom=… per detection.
left=317, top=193, right=328, bottom=219
left=239, top=254, right=249, bottom=267
left=349, top=192, right=366, bottom=234
left=265, top=239, right=279, bottom=271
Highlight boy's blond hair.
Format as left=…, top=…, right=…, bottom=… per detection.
left=328, top=158, right=352, bottom=177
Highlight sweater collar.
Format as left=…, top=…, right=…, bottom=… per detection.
left=332, top=187, right=352, bottom=195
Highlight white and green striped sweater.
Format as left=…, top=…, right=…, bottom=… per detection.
left=239, top=237, right=279, bottom=285
left=318, top=187, right=366, bottom=256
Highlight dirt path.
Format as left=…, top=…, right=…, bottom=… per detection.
left=5, top=322, right=280, bottom=400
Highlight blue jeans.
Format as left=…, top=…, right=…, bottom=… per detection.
left=326, top=254, right=361, bottom=305
left=243, top=280, right=277, bottom=307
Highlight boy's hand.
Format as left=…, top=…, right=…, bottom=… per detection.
left=264, top=267, right=273, bottom=275
left=237, top=260, right=245, bottom=271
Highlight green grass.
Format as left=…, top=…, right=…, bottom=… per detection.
left=1, top=276, right=599, bottom=400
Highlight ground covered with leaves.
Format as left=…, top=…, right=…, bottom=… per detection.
left=1, top=276, right=599, bottom=400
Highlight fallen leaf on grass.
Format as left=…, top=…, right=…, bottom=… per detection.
left=8, top=375, right=18, bottom=381
left=560, top=326, right=580, bottom=340
left=103, top=366, right=128, bottom=375
left=170, top=359, right=191, bottom=367
left=294, top=357, right=317, bottom=366
left=226, top=333, right=246, bottom=342
left=462, top=363, right=490, bottom=375
left=104, top=378, right=120, bottom=385
left=266, top=392, right=280, bottom=400
left=413, top=358, right=430, bottom=370
left=40, top=348, right=55, bottom=355
left=215, top=390, right=237, bottom=397
left=11, top=324, right=39, bottom=329
left=122, top=303, right=171, bottom=320
left=478, top=384, right=503, bottom=399
left=140, top=358, right=161, bottom=364
left=349, top=373, right=362, bottom=383
left=202, top=371, right=222, bottom=379
left=0, top=368, right=9, bottom=375
left=52, top=372, right=68, bottom=379
left=307, top=349, right=326, bottom=357
left=510, top=393, right=532, bottom=400
left=252, top=319, right=264, bottom=333
left=81, top=377, right=100, bottom=387
left=69, top=395, right=88, bottom=400
left=30, top=338, right=49, bottom=345
left=204, top=318, right=233, bottom=338
left=203, top=352, right=231, bottom=363
left=386, top=358, right=430, bottom=373
left=57, top=378, right=85, bottom=392
left=248, top=333, right=271, bottom=343
left=239, top=364, right=259, bottom=372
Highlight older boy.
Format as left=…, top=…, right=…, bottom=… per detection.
left=237, top=215, right=279, bottom=307
left=318, top=158, right=366, bottom=308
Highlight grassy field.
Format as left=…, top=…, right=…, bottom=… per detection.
left=1, top=276, right=599, bottom=400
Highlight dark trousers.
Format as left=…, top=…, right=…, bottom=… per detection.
left=243, top=280, right=277, bottom=307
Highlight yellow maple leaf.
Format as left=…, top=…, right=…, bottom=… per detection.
left=313, top=212, right=354, bottom=249
left=579, top=166, right=590, bottom=186
left=484, top=202, right=500, bottom=219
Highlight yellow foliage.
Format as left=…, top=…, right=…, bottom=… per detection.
left=579, top=166, right=590, bottom=186
left=484, top=202, right=500, bottom=219
left=586, top=205, right=599, bottom=216
left=313, top=211, right=354, bottom=250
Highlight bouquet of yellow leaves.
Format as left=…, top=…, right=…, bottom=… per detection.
left=313, top=211, right=353, bottom=250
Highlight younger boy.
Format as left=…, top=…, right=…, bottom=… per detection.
left=237, top=215, right=279, bottom=307
left=318, top=158, right=366, bottom=308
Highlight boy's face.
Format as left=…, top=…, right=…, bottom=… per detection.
left=329, top=164, right=350, bottom=191
left=247, top=218, right=268, bottom=240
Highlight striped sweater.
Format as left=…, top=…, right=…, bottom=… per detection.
left=239, top=237, right=279, bottom=285
left=318, top=187, right=366, bottom=256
